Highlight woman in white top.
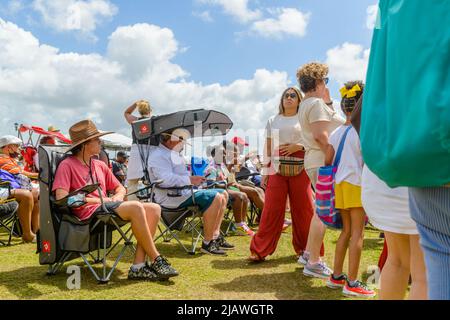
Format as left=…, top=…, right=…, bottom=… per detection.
left=249, top=87, right=315, bottom=262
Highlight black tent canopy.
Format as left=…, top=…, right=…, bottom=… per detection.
left=132, top=109, right=233, bottom=144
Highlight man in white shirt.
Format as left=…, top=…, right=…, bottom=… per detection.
left=148, top=128, right=234, bottom=255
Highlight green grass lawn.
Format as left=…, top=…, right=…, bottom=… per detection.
left=0, top=219, right=384, bottom=300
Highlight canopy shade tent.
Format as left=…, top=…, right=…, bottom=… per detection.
left=100, top=132, right=132, bottom=151
left=18, top=124, right=72, bottom=146
left=132, top=109, right=234, bottom=143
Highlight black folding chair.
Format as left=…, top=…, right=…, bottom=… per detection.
left=0, top=182, right=20, bottom=246
left=137, top=183, right=204, bottom=255
left=38, top=145, right=135, bottom=284
left=235, top=167, right=262, bottom=227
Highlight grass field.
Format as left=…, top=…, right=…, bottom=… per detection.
left=0, top=219, right=384, bottom=300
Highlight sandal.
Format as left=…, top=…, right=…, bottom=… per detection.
left=248, top=252, right=265, bottom=262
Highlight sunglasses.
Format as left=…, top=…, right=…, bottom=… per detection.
left=323, top=77, right=329, bottom=85
left=284, top=93, right=298, bottom=99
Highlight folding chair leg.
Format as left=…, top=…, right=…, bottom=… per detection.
left=47, top=252, right=72, bottom=276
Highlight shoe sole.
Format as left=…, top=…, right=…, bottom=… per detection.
left=326, top=281, right=345, bottom=289
left=200, top=248, right=227, bottom=256
left=219, top=247, right=235, bottom=251
left=303, top=268, right=330, bottom=279
left=342, top=288, right=376, bottom=298
left=156, top=273, right=179, bottom=281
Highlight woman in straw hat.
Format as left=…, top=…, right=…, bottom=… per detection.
left=53, top=119, right=178, bottom=281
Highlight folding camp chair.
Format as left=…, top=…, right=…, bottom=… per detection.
left=38, top=145, right=135, bottom=284
left=137, top=183, right=204, bottom=255
left=235, top=167, right=262, bottom=227
left=0, top=182, right=20, bottom=246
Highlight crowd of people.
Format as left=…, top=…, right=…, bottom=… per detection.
left=0, top=59, right=447, bottom=299
left=0, top=1, right=449, bottom=299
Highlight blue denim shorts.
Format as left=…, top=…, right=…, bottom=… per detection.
left=178, top=189, right=225, bottom=213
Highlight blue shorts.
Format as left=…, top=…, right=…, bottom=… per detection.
left=178, top=189, right=225, bottom=213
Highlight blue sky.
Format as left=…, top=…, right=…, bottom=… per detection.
left=0, top=0, right=378, bottom=138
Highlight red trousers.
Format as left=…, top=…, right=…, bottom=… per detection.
left=250, top=169, right=324, bottom=258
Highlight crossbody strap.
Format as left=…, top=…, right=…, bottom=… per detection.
left=333, top=126, right=353, bottom=168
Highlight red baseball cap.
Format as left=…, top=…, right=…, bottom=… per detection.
left=231, top=137, right=249, bottom=146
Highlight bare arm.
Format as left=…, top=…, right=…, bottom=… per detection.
left=55, top=188, right=104, bottom=204
left=124, top=102, right=139, bottom=125
left=310, top=121, right=331, bottom=154
left=324, top=144, right=335, bottom=166
left=111, top=185, right=126, bottom=202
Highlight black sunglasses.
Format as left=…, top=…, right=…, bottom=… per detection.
left=284, top=93, right=298, bottom=99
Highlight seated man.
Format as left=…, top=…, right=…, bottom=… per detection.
left=53, top=119, right=178, bottom=281
left=148, top=128, right=234, bottom=255
left=0, top=135, right=39, bottom=243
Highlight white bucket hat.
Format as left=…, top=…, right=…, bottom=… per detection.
left=0, top=135, right=22, bottom=149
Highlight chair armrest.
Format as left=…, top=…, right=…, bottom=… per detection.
left=156, top=185, right=193, bottom=191
left=53, top=183, right=100, bottom=207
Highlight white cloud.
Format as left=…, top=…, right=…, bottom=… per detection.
left=193, top=11, right=214, bottom=23
left=250, top=8, right=310, bottom=39
left=31, top=0, right=118, bottom=39
left=0, top=18, right=289, bottom=141
left=366, top=4, right=379, bottom=29
left=326, top=42, right=370, bottom=84
left=0, top=0, right=25, bottom=15
left=197, top=0, right=261, bottom=23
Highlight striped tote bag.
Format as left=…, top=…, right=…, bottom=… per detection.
left=315, top=126, right=352, bottom=229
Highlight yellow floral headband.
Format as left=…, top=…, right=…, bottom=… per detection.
left=340, top=84, right=362, bottom=98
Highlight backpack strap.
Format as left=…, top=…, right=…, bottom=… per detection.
left=333, top=126, right=353, bottom=168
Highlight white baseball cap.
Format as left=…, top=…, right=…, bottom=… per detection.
left=0, top=135, right=22, bottom=149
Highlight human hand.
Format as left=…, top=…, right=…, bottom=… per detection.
left=190, top=176, right=206, bottom=186
left=279, top=144, right=302, bottom=156
left=323, top=88, right=332, bottom=104
left=111, top=194, right=124, bottom=202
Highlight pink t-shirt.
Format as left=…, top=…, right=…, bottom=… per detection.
left=52, top=156, right=121, bottom=221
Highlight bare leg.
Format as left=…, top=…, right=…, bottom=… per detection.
left=132, top=203, right=162, bottom=265
left=333, top=210, right=351, bottom=276
left=11, top=189, right=35, bottom=242
left=202, top=194, right=224, bottom=242
left=31, top=188, right=40, bottom=233
left=409, top=235, right=428, bottom=300
left=305, top=214, right=326, bottom=263
left=114, top=201, right=161, bottom=263
left=380, top=232, right=411, bottom=300
left=228, top=190, right=247, bottom=223
left=347, top=208, right=366, bottom=281
left=238, top=185, right=264, bottom=211
left=212, top=193, right=227, bottom=239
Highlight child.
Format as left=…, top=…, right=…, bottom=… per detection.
left=324, top=81, right=376, bottom=298
left=205, top=143, right=255, bottom=236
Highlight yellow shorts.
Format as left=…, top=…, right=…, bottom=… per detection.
left=335, top=182, right=362, bottom=210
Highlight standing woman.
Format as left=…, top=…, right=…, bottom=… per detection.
left=124, top=100, right=153, bottom=200
left=297, top=62, right=345, bottom=278
left=249, top=87, right=315, bottom=261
